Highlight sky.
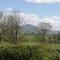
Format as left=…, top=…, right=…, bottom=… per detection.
left=0, top=0, right=60, bottom=30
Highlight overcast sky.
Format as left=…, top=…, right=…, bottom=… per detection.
left=0, top=0, right=60, bottom=30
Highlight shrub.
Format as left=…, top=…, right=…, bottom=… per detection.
left=0, top=44, right=59, bottom=60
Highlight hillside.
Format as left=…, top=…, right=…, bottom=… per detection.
left=22, top=24, right=38, bottom=34
left=22, top=24, right=60, bottom=34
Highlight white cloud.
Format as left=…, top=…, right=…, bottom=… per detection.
left=20, top=12, right=40, bottom=26
left=25, top=0, right=60, bottom=3
left=20, top=12, right=60, bottom=30
left=1, top=9, right=60, bottom=30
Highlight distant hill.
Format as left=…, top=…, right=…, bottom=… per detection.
left=22, top=24, right=38, bottom=34
left=22, top=24, right=60, bottom=34
left=49, top=30, right=60, bottom=34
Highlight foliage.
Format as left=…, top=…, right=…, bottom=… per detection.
left=0, top=43, right=59, bottom=60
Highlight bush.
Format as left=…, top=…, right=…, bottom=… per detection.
left=0, top=44, right=59, bottom=60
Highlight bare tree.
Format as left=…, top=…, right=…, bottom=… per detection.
left=0, top=12, right=8, bottom=41
left=37, top=22, right=52, bottom=42
left=0, top=11, right=4, bottom=41
left=6, top=10, right=23, bottom=43
left=0, top=10, right=24, bottom=43
left=13, top=10, right=23, bottom=43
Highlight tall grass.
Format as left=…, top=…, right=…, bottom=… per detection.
left=0, top=43, right=59, bottom=60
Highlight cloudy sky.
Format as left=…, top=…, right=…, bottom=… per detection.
left=0, top=0, right=60, bottom=30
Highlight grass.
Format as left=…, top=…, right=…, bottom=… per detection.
left=0, top=41, right=60, bottom=50
left=0, top=41, right=59, bottom=60
left=0, top=35, right=59, bottom=60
